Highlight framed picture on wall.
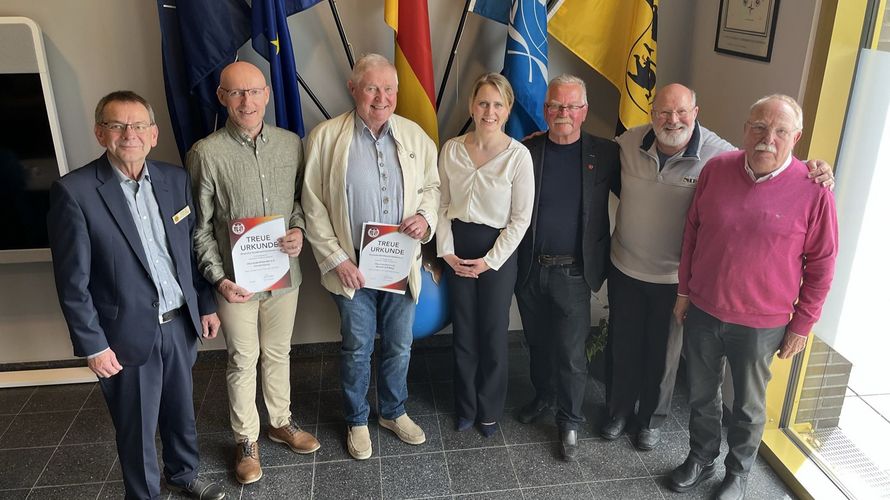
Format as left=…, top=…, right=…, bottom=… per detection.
left=714, top=0, right=781, bottom=62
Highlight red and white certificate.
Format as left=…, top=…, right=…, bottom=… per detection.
left=228, top=215, right=291, bottom=293
left=358, top=222, right=417, bottom=294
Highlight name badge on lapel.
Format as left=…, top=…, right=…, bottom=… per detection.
left=172, top=206, right=191, bottom=224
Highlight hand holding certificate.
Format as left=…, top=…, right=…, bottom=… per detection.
left=228, top=215, right=292, bottom=293
left=358, top=222, right=418, bottom=294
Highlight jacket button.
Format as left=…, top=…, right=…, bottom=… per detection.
left=152, top=301, right=160, bottom=308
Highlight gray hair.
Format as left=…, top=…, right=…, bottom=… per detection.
left=349, top=53, right=398, bottom=86
left=547, top=74, right=587, bottom=104
left=94, top=90, right=156, bottom=125
left=750, top=94, right=803, bottom=130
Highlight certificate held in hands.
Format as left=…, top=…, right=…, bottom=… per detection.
left=228, top=215, right=292, bottom=293
left=359, top=222, right=417, bottom=294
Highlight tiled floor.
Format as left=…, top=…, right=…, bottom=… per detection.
left=0, top=338, right=796, bottom=499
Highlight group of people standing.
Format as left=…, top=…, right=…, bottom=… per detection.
left=48, top=51, right=837, bottom=500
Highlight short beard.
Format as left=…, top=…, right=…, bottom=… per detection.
left=654, top=125, right=693, bottom=149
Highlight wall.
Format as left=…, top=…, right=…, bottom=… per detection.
left=0, top=0, right=818, bottom=363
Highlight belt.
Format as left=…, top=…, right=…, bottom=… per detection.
left=536, top=254, right=577, bottom=267
left=159, top=306, right=185, bottom=324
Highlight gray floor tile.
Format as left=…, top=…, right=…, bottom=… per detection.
left=0, top=415, right=12, bottom=440
left=405, top=382, right=437, bottom=416
left=62, top=408, right=115, bottom=445
left=453, top=490, right=521, bottom=499
left=588, top=477, right=661, bottom=499
left=0, top=411, right=78, bottom=449
left=431, top=381, right=454, bottom=413
left=0, top=447, right=55, bottom=489
left=82, top=386, right=107, bottom=410
left=446, top=447, right=519, bottom=494
left=290, top=357, right=323, bottom=393
left=313, top=458, right=381, bottom=500
left=0, top=387, right=34, bottom=415
left=290, top=391, right=320, bottom=426
left=524, top=482, right=593, bottom=499
left=36, top=442, right=117, bottom=486
left=505, top=377, right=535, bottom=410
left=501, top=413, right=558, bottom=445
left=0, top=490, right=30, bottom=499
left=241, top=463, right=313, bottom=499
left=381, top=452, right=450, bottom=499
left=378, top=414, right=442, bottom=456
left=195, top=397, right=231, bottom=435
left=202, top=370, right=229, bottom=401
left=190, top=369, right=213, bottom=402
left=169, top=470, right=242, bottom=499
left=196, top=432, right=234, bottom=473
left=576, top=438, right=649, bottom=481
left=98, top=480, right=126, bottom=499
left=25, top=483, right=103, bottom=499
left=747, top=466, right=796, bottom=499
left=317, top=388, right=378, bottom=424
left=406, top=352, right=430, bottom=383
left=20, top=384, right=93, bottom=413
left=656, top=473, right=723, bottom=499
left=438, top=414, right=505, bottom=450
left=508, top=442, right=584, bottom=487
left=426, top=352, right=453, bottom=382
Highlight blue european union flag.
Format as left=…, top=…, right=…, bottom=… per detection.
left=502, top=0, right=549, bottom=140
left=157, top=0, right=251, bottom=162
left=252, top=0, right=320, bottom=137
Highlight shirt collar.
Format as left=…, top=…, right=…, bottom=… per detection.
left=745, top=153, right=793, bottom=183
left=354, top=113, right=392, bottom=140
left=225, top=118, right=268, bottom=146
left=110, top=159, right=150, bottom=184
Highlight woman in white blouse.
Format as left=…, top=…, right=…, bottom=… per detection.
left=437, top=73, right=534, bottom=436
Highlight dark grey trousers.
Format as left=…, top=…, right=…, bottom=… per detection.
left=683, top=303, right=785, bottom=475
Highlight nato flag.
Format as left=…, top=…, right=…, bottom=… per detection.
left=502, top=0, right=549, bottom=140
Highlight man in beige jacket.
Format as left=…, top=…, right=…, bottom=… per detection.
left=302, top=54, right=440, bottom=460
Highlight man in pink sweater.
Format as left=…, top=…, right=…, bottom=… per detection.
left=670, top=95, right=838, bottom=500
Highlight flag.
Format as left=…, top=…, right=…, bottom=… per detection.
left=385, top=0, right=439, bottom=144
left=502, top=0, right=549, bottom=140
left=252, top=0, right=321, bottom=137
left=157, top=0, right=251, bottom=161
left=468, top=0, right=512, bottom=25
left=548, top=0, right=658, bottom=130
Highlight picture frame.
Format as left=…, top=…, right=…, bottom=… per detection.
left=714, top=0, right=781, bottom=62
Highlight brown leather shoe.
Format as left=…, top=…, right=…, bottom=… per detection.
left=268, top=419, right=321, bottom=454
left=235, top=440, right=262, bottom=485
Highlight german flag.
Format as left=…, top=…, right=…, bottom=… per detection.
left=385, top=0, right=439, bottom=145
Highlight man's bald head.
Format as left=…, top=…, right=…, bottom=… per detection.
left=217, top=61, right=270, bottom=139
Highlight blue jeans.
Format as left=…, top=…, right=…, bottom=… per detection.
left=332, top=288, right=415, bottom=425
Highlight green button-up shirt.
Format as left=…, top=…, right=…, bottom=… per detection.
left=187, top=120, right=305, bottom=300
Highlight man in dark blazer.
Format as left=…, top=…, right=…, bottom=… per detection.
left=48, top=91, right=224, bottom=500
left=516, top=75, right=619, bottom=461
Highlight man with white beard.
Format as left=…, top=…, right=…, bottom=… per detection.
left=602, top=84, right=833, bottom=451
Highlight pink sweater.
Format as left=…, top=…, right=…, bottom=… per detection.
left=677, top=151, right=838, bottom=335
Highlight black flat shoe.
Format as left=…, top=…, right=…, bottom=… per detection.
left=636, top=426, right=661, bottom=451
left=455, top=417, right=473, bottom=432
left=479, top=422, right=498, bottom=438
left=715, top=473, right=748, bottom=500
left=669, top=456, right=716, bottom=493
left=517, top=397, right=553, bottom=424
left=560, top=429, right=578, bottom=461
left=600, top=416, right=626, bottom=440
left=169, top=477, right=226, bottom=500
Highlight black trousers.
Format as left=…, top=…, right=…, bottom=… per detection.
left=684, top=303, right=785, bottom=475
left=516, top=262, right=591, bottom=430
left=99, top=314, right=199, bottom=500
left=606, top=266, right=683, bottom=429
left=448, top=220, right=517, bottom=423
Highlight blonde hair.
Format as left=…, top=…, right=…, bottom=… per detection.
left=469, top=73, right=514, bottom=110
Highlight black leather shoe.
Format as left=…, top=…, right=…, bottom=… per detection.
left=669, top=456, right=716, bottom=493
left=560, top=429, right=578, bottom=461
left=715, top=473, right=748, bottom=500
left=600, top=416, right=626, bottom=440
left=170, top=477, right=226, bottom=500
left=517, top=398, right=552, bottom=424
left=636, top=426, right=661, bottom=451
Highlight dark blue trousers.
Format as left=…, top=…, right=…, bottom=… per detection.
left=99, top=315, right=199, bottom=500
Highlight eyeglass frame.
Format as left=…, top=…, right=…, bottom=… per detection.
left=544, top=102, right=587, bottom=113
left=217, top=86, right=268, bottom=99
left=99, top=121, right=155, bottom=133
left=745, top=121, right=799, bottom=140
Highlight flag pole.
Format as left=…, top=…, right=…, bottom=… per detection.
left=296, top=72, right=331, bottom=120
left=435, top=0, right=472, bottom=110
left=328, top=0, right=355, bottom=68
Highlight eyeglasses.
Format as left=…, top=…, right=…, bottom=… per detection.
left=746, top=121, right=797, bottom=140
left=100, top=122, right=154, bottom=133
left=545, top=103, right=586, bottom=113
left=361, top=85, right=397, bottom=96
left=653, top=109, right=692, bottom=120
left=218, top=87, right=266, bottom=99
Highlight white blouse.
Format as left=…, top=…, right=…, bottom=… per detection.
left=436, top=134, right=534, bottom=270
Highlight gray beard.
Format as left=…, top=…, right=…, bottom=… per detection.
left=655, top=127, right=692, bottom=148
